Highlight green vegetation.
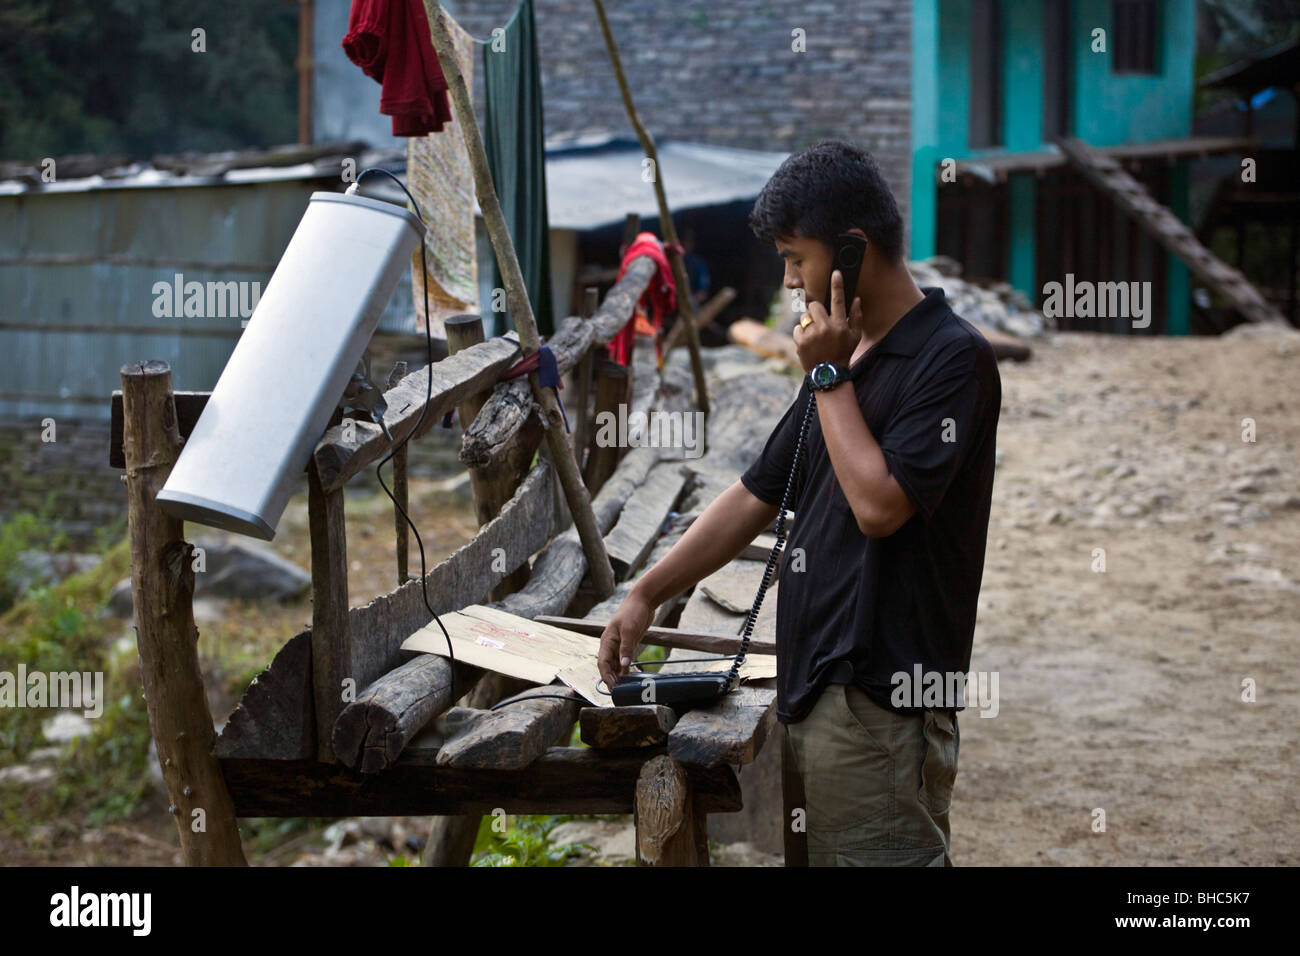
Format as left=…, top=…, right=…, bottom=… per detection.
left=469, top=813, right=591, bottom=867
left=0, top=493, right=70, bottom=613
left=0, top=0, right=298, bottom=162
left=0, top=501, right=628, bottom=866
left=0, top=522, right=148, bottom=832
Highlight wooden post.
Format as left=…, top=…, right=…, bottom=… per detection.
left=583, top=356, right=630, bottom=495
left=120, top=360, right=247, bottom=866
left=572, top=286, right=600, bottom=467
left=419, top=673, right=533, bottom=867
left=425, top=0, right=617, bottom=601
left=591, top=0, right=710, bottom=424
left=308, top=455, right=350, bottom=764
left=296, top=0, right=314, bottom=145
left=634, top=754, right=708, bottom=866
left=662, top=286, right=737, bottom=356
left=422, top=315, right=544, bottom=866
left=620, top=212, right=641, bottom=255
left=446, top=314, right=540, bottom=601
left=387, top=361, right=410, bottom=586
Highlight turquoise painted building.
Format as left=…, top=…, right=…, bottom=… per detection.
left=910, top=0, right=1199, bottom=334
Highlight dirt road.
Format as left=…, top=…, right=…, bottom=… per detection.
left=957, top=326, right=1299, bottom=866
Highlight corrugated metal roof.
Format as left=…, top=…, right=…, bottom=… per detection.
left=540, top=136, right=790, bottom=230
left=0, top=137, right=786, bottom=422
left=1, top=136, right=790, bottom=230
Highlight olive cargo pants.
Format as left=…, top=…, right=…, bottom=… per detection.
left=780, top=682, right=960, bottom=866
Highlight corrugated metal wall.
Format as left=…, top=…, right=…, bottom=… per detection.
left=0, top=177, right=417, bottom=423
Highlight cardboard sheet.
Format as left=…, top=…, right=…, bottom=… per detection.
left=401, top=605, right=610, bottom=707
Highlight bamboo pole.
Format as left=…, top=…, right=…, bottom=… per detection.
left=591, top=0, right=710, bottom=425
left=423, top=0, right=616, bottom=600
left=120, top=360, right=247, bottom=866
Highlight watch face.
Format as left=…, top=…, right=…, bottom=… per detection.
left=812, top=364, right=833, bottom=386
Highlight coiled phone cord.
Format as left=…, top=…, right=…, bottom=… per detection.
left=721, top=383, right=817, bottom=692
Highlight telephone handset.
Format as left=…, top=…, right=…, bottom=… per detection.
left=610, top=235, right=864, bottom=709
left=822, top=233, right=868, bottom=317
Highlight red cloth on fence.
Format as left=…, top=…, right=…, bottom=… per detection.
left=342, top=0, right=452, bottom=137
left=608, top=233, right=676, bottom=367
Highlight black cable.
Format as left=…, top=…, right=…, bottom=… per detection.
left=721, top=385, right=816, bottom=692
left=353, top=167, right=459, bottom=704
left=599, top=387, right=812, bottom=701
left=355, top=167, right=578, bottom=715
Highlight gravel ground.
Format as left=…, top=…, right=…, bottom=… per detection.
left=956, top=325, right=1300, bottom=866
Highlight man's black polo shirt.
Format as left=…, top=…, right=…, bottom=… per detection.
left=740, top=287, right=1001, bottom=724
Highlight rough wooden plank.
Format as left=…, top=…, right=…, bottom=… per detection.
left=739, top=532, right=779, bottom=562
left=435, top=685, right=583, bottom=770
left=677, top=585, right=746, bottom=636
left=699, top=559, right=775, bottom=614
left=219, top=749, right=743, bottom=816
left=308, top=460, right=350, bottom=763
left=109, top=390, right=209, bottom=469
left=727, top=317, right=799, bottom=365
left=313, top=331, right=522, bottom=492
left=213, top=631, right=314, bottom=760
left=483, top=444, right=662, bottom=622
left=348, top=458, right=554, bottom=695
left=331, top=655, right=480, bottom=773
left=603, top=463, right=689, bottom=579
left=628, top=333, right=660, bottom=423
left=667, top=686, right=779, bottom=769
left=461, top=256, right=657, bottom=468
left=536, top=616, right=776, bottom=657
left=579, top=704, right=677, bottom=749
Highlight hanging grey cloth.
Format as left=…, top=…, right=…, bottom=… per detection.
left=482, top=0, right=554, bottom=339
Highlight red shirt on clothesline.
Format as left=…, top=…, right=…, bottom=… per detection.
left=342, top=0, right=452, bottom=137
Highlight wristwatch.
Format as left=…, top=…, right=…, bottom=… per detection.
left=808, top=362, right=852, bottom=391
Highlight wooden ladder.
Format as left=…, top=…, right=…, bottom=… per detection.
left=1056, top=136, right=1286, bottom=326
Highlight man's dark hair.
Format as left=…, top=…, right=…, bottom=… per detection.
left=748, top=139, right=904, bottom=262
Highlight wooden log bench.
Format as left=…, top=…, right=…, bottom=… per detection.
left=203, top=339, right=793, bottom=866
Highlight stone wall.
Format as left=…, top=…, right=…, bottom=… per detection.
left=0, top=420, right=125, bottom=545
left=0, top=411, right=467, bottom=548
left=457, top=0, right=914, bottom=222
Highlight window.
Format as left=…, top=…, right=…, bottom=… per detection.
left=968, top=0, right=1003, bottom=148
left=1112, top=0, right=1158, bottom=74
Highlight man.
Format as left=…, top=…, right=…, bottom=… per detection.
left=597, top=140, right=1001, bottom=866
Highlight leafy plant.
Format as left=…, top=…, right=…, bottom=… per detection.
left=0, top=495, right=71, bottom=613
left=470, top=814, right=589, bottom=867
